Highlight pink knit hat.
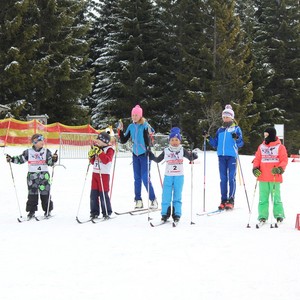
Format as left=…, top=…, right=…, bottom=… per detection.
left=131, top=105, right=143, bottom=117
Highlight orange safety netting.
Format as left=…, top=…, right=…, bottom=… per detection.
left=0, top=118, right=100, bottom=146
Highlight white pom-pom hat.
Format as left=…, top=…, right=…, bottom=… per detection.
left=222, top=104, right=235, bottom=119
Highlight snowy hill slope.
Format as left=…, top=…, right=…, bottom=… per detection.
left=1, top=147, right=300, bottom=300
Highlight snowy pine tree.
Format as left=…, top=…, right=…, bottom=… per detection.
left=249, top=0, right=300, bottom=152
left=0, top=0, right=93, bottom=123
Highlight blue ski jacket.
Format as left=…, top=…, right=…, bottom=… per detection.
left=120, top=122, right=153, bottom=156
left=209, top=124, right=243, bottom=157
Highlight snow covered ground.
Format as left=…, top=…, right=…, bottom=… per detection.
left=1, top=146, right=300, bottom=300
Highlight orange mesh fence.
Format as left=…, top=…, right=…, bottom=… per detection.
left=0, top=118, right=100, bottom=146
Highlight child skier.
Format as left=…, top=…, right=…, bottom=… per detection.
left=252, top=127, right=288, bottom=223
left=203, top=104, right=244, bottom=210
left=88, top=131, right=115, bottom=219
left=149, top=127, right=197, bottom=222
left=117, top=104, right=157, bottom=209
left=6, top=134, right=58, bottom=218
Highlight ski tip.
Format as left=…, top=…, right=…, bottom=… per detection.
left=91, top=216, right=116, bottom=223
left=246, top=224, right=251, bottom=228
left=196, top=213, right=204, bottom=216
left=149, top=222, right=155, bottom=227
left=17, top=216, right=33, bottom=222
left=76, top=217, right=85, bottom=224
left=172, top=221, right=179, bottom=227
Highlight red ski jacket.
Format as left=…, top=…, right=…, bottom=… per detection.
left=253, top=137, right=288, bottom=183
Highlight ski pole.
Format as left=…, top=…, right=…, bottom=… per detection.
left=235, top=149, right=251, bottom=213
left=246, top=179, right=258, bottom=228
left=45, top=166, right=55, bottom=217
left=7, top=158, right=22, bottom=219
left=109, top=142, right=118, bottom=201
left=236, top=158, right=242, bottom=186
left=190, top=160, right=195, bottom=225
left=147, top=150, right=152, bottom=221
left=96, top=155, right=108, bottom=217
left=203, top=137, right=207, bottom=212
left=45, top=150, right=58, bottom=217
left=76, top=162, right=91, bottom=219
left=270, top=174, right=276, bottom=228
left=157, top=162, right=163, bottom=188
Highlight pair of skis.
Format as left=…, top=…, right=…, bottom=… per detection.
left=114, top=208, right=160, bottom=216
left=17, top=215, right=53, bottom=222
left=196, top=209, right=224, bottom=216
left=76, top=215, right=115, bottom=224
left=254, top=220, right=282, bottom=229
left=76, top=208, right=160, bottom=224
left=115, top=208, right=178, bottom=227
left=198, top=209, right=283, bottom=229
left=149, top=219, right=179, bottom=227
left=197, top=207, right=235, bottom=216
left=150, top=208, right=230, bottom=227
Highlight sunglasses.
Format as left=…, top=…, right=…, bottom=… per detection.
left=33, top=135, right=44, bottom=144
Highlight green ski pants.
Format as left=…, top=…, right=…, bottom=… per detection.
left=258, top=181, right=285, bottom=220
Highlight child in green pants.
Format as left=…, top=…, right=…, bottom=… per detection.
left=252, top=127, right=288, bottom=223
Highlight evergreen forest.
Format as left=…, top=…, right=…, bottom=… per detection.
left=0, top=0, right=299, bottom=154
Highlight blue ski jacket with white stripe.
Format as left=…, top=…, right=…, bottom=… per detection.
left=119, top=121, right=153, bottom=156
left=208, top=124, right=243, bottom=157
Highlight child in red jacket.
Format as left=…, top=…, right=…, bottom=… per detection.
left=88, top=131, right=115, bottom=219
left=252, top=127, right=288, bottom=223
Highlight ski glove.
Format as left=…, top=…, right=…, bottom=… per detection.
left=202, top=130, right=210, bottom=138
left=88, top=146, right=102, bottom=158
left=271, top=167, right=284, bottom=175
left=252, top=168, right=262, bottom=177
left=88, top=148, right=95, bottom=159
left=232, top=133, right=239, bottom=140
left=117, top=119, right=123, bottom=131
left=52, top=153, right=58, bottom=163
left=94, top=146, right=102, bottom=155
left=6, top=154, right=12, bottom=163
left=192, top=149, right=198, bottom=160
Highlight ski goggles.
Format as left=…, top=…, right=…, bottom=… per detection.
left=33, top=135, right=44, bottom=144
